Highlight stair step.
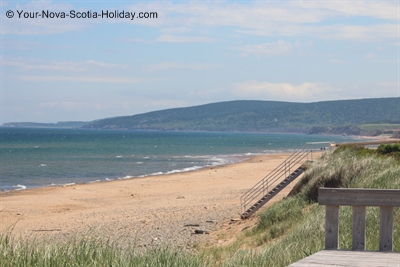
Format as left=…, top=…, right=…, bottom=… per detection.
left=241, top=158, right=309, bottom=219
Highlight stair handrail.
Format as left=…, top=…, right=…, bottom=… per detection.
left=241, top=151, right=309, bottom=212
left=240, top=144, right=312, bottom=213
left=240, top=147, right=310, bottom=211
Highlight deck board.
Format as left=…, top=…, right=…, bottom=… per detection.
left=289, top=250, right=400, bottom=267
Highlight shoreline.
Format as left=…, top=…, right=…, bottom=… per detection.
left=0, top=152, right=307, bottom=249
left=1, top=150, right=294, bottom=193
left=1, top=154, right=253, bottom=193
left=0, top=154, right=251, bottom=196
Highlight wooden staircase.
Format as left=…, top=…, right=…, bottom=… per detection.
left=240, top=143, right=320, bottom=219
left=241, top=163, right=309, bottom=219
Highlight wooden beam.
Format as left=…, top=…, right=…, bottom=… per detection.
left=379, top=206, right=393, bottom=251
left=318, top=188, right=400, bottom=207
left=352, top=206, right=366, bottom=250
left=325, top=205, right=339, bottom=250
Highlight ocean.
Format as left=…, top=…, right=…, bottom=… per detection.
left=0, top=127, right=357, bottom=191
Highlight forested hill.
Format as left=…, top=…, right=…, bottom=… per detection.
left=82, top=97, right=400, bottom=133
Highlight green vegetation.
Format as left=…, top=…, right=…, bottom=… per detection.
left=358, top=123, right=400, bottom=131
left=82, top=97, right=400, bottom=132
left=377, top=143, right=400, bottom=158
left=1, top=146, right=400, bottom=266
left=308, top=122, right=400, bottom=136
left=0, top=233, right=207, bottom=267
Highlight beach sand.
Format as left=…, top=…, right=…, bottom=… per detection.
left=0, top=153, right=315, bottom=249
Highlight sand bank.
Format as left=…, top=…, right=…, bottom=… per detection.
left=0, top=153, right=311, bottom=249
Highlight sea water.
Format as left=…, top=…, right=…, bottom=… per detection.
left=0, top=127, right=357, bottom=191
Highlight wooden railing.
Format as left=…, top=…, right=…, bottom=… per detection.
left=319, top=188, right=400, bottom=251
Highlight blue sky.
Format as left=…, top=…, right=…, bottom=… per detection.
left=1, top=0, right=399, bottom=123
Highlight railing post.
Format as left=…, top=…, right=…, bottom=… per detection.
left=263, top=179, right=265, bottom=196
left=352, top=206, right=366, bottom=250
left=379, top=206, right=393, bottom=251
left=325, top=205, right=339, bottom=250
left=285, top=161, right=287, bottom=179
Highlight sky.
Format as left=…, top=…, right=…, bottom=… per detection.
left=1, top=0, right=399, bottom=123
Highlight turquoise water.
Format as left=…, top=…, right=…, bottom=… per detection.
left=0, top=128, right=356, bottom=191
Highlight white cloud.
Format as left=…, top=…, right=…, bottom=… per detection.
left=234, top=39, right=299, bottom=57
left=140, top=99, right=192, bottom=110
left=378, top=82, right=397, bottom=86
left=18, top=75, right=141, bottom=83
left=320, top=24, right=397, bottom=42
left=116, top=38, right=150, bottom=43
left=161, top=26, right=191, bottom=34
left=365, top=53, right=376, bottom=59
left=238, top=23, right=397, bottom=42
left=37, top=101, right=125, bottom=111
left=3, top=1, right=398, bottom=42
left=146, top=1, right=398, bottom=42
left=233, top=81, right=399, bottom=101
left=2, top=58, right=128, bottom=72
left=233, top=81, right=344, bottom=101
left=292, top=1, right=398, bottom=20
left=143, top=61, right=218, bottom=71
left=328, top=59, right=343, bottom=64
left=2, top=39, right=73, bottom=51
left=156, top=35, right=216, bottom=43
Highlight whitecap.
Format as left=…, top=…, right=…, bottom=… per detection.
left=116, top=156, right=123, bottom=158
left=39, top=164, right=47, bottom=167
left=63, top=183, right=76, bottom=187
left=13, top=184, right=27, bottom=190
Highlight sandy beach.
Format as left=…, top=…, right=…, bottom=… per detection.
left=0, top=153, right=311, bottom=249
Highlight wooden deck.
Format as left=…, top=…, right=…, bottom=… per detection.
left=289, top=250, right=400, bottom=267
left=290, top=188, right=400, bottom=267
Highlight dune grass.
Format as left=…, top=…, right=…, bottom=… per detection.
left=0, top=231, right=209, bottom=267
left=1, top=145, right=399, bottom=267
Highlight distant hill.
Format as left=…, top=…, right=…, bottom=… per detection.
left=82, top=97, right=400, bottom=133
left=1, top=121, right=88, bottom=128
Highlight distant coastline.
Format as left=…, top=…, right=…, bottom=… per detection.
left=1, top=121, right=88, bottom=128
left=3, top=98, right=399, bottom=136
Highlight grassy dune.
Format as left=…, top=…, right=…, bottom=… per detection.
left=1, top=145, right=399, bottom=267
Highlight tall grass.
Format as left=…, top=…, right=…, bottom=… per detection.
left=0, top=231, right=209, bottom=267
left=1, top=147, right=399, bottom=266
